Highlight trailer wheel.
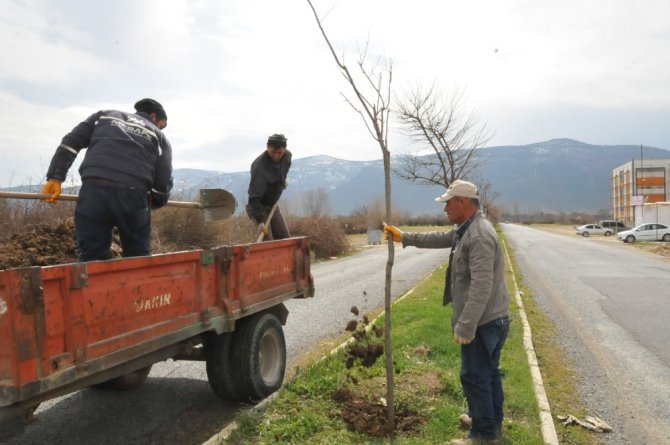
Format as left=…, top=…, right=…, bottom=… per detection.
left=0, top=404, right=38, bottom=441
left=205, top=332, right=243, bottom=401
left=233, top=313, right=286, bottom=402
left=93, top=365, right=152, bottom=390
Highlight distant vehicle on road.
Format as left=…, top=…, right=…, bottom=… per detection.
left=617, top=223, right=670, bottom=243
left=598, top=220, right=629, bottom=232
left=575, top=224, right=613, bottom=237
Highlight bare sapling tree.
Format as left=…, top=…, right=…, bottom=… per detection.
left=305, top=0, right=397, bottom=436
left=395, top=84, right=491, bottom=188
left=473, top=178, right=501, bottom=221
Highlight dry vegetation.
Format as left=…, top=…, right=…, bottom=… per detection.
left=6, top=193, right=638, bottom=270
left=0, top=197, right=357, bottom=270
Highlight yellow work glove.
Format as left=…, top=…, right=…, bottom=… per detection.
left=382, top=223, right=402, bottom=242
left=454, top=332, right=472, bottom=345
left=41, top=179, right=62, bottom=203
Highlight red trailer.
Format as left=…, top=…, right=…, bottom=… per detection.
left=0, top=237, right=313, bottom=438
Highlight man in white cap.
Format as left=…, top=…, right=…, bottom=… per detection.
left=384, top=179, right=509, bottom=445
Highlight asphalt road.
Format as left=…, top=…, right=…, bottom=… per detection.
left=6, top=243, right=448, bottom=445
left=502, top=223, right=670, bottom=444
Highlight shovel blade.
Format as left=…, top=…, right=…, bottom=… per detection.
left=199, top=189, right=237, bottom=220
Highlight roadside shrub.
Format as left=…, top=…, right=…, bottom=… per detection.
left=336, top=214, right=368, bottom=234
left=500, top=209, right=611, bottom=225
left=289, top=216, right=350, bottom=259
left=401, top=214, right=444, bottom=226
left=151, top=210, right=256, bottom=252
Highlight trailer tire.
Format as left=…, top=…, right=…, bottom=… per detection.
left=205, top=332, right=244, bottom=401
left=0, top=404, right=37, bottom=441
left=232, top=313, right=286, bottom=403
left=93, top=365, right=152, bottom=390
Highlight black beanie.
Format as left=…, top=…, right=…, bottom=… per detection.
left=267, top=133, right=287, bottom=147
left=134, top=98, right=167, bottom=120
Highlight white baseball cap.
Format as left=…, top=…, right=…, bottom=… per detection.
left=435, top=179, right=479, bottom=202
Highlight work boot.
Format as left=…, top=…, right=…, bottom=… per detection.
left=496, top=423, right=503, bottom=440
left=458, top=415, right=503, bottom=440
left=449, top=437, right=500, bottom=445
left=459, top=413, right=472, bottom=430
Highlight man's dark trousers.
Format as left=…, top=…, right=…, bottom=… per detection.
left=460, top=317, right=510, bottom=440
left=75, top=182, right=151, bottom=261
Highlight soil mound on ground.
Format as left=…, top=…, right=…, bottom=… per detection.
left=332, top=388, right=425, bottom=437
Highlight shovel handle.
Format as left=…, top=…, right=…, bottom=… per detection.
left=0, top=191, right=79, bottom=201
left=0, top=191, right=204, bottom=209
left=257, top=202, right=279, bottom=242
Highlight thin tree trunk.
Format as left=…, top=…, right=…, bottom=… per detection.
left=383, top=150, right=395, bottom=438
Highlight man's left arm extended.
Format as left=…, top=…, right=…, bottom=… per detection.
left=401, top=230, right=456, bottom=249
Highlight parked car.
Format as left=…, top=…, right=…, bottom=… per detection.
left=575, top=224, right=613, bottom=237
left=598, top=220, right=629, bottom=232
left=617, top=223, right=670, bottom=243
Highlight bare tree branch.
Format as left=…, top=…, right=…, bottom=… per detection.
left=394, top=85, right=491, bottom=189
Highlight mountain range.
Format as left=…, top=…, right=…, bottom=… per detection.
left=4, top=139, right=669, bottom=216
left=170, top=139, right=669, bottom=216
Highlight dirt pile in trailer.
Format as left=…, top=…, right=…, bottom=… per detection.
left=0, top=219, right=122, bottom=270
left=0, top=219, right=79, bottom=269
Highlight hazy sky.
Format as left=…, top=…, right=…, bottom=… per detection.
left=1, top=0, right=669, bottom=187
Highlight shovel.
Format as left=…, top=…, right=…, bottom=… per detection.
left=257, top=201, right=279, bottom=242
left=0, top=189, right=237, bottom=221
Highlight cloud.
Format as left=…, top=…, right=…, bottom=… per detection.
left=0, top=1, right=113, bottom=91
left=1, top=0, right=670, bottom=189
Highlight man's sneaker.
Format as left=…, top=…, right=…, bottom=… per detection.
left=449, top=437, right=500, bottom=445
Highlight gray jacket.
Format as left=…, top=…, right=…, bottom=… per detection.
left=402, top=213, right=509, bottom=340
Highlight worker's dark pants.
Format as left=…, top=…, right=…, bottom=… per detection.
left=267, top=207, right=290, bottom=240
left=75, top=182, right=151, bottom=261
left=460, top=316, right=510, bottom=440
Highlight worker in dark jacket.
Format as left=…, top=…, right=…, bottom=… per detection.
left=246, top=133, right=291, bottom=240
left=42, top=98, right=173, bottom=261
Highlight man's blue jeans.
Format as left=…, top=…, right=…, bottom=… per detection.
left=460, top=316, right=510, bottom=440
left=75, top=182, right=151, bottom=261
